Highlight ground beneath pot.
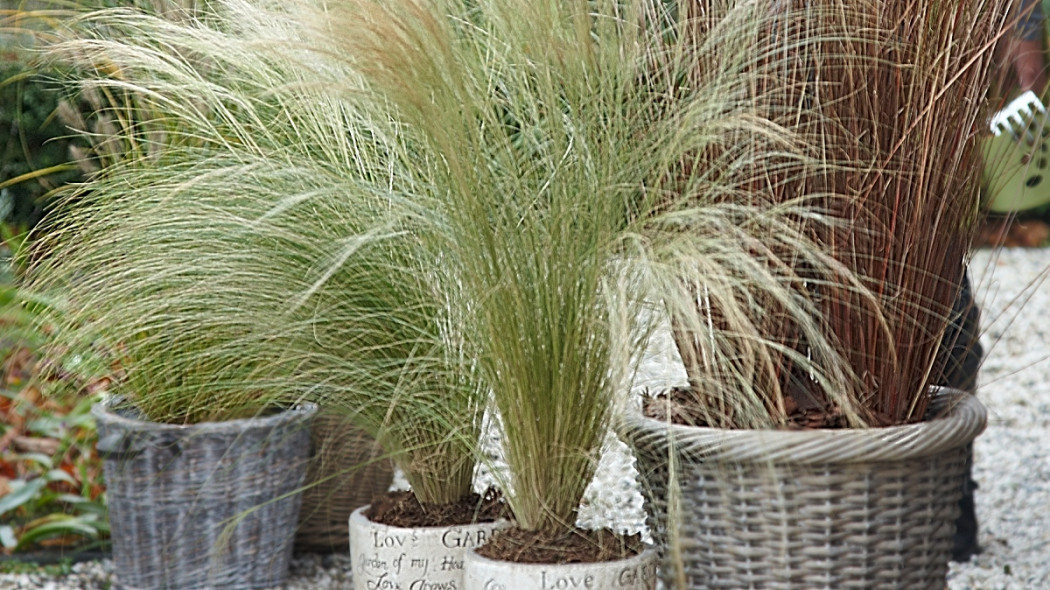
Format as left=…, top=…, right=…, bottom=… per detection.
left=3, top=247, right=1048, bottom=590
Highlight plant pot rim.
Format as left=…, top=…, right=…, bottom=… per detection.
left=349, top=504, right=509, bottom=531
left=465, top=543, right=658, bottom=568
left=92, top=396, right=318, bottom=433
left=618, top=386, right=985, bottom=464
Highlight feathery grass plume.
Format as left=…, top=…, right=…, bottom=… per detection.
left=29, top=2, right=484, bottom=505
left=1, top=0, right=217, bottom=175
left=310, top=0, right=882, bottom=536
left=34, top=0, right=884, bottom=536
left=723, top=0, right=1012, bottom=425
left=647, top=1, right=891, bottom=431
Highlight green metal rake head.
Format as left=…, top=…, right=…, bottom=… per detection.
left=982, top=90, right=1050, bottom=213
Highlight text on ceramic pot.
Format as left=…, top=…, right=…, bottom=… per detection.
left=441, top=527, right=492, bottom=548
left=358, top=547, right=467, bottom=589
left=365, top=572, right=399, bottom=590
left=365, top=572, right=458, bottom=590
left=409, top=581, right=457, bottom=590
left=541, top=571, right=595, bottom=589
left=372, top=531, right=418, bottom=548
left=617, top=560, right=657, bottom=586
left=361, top=552, right=404, bottom=575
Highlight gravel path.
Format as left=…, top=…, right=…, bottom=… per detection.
left=947, top=247, right=1050, bottom=590
left=2, top=247, right=1047, bottom=590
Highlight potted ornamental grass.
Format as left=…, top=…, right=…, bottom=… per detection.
left=314, top=1, right=892, bottom=588
left=26, top=151, right=321, bottom=588
left=35, top=3, right=500, bottom=588
left=620, top=2, right=1006, bottom=588
left=20, top=53, right=331, bottom=584
left=22, top=33, right=325, bottom=579
left=28, top=1, right=998, bottom=589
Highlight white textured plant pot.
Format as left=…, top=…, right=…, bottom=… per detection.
left=463, top=546, right=657, bottom=590
left=349, top=505, right=508, bottom=590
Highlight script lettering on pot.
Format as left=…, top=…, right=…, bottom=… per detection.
left=410, top=557, right=429, bottom=576
left=540, top=571, right=595, bottom=589
left=360, top=553, right=388, bottom=574
left=366, top=572, right=402, bottom=590
left=373, top=531, right=408, bottom=548
left=409, top=580, right=458, bottom=590
left=617, top=560, right=656, bottom=586
left=441, top=527, right=490, bottom=548
left=439, top=555, right=463, bottom=571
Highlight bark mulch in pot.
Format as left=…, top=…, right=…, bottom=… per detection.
left=364, top=487, right=507, bottom=528
left=474, top=527, right=644, bottom=564
left=643, top=386, right=862, bottom=430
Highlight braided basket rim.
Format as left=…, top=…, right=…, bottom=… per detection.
left=618, top=387, right=986, bottom=464
left=92, top=397, right=318, bottom=433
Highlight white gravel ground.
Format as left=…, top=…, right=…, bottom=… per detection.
left=1, top=247, right=1047, bottom=590
left=946, top=247, right=1050, bottom=590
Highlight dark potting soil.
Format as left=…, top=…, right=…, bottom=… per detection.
left=474, top=527, right=644, bottom=564
left=643, top=386, right=855, bottom=429
left=364, top=487, right=507, bottom=528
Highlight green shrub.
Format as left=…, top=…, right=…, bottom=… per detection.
left=0, top=57, right=84, bottom=229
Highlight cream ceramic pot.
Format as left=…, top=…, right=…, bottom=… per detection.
left=463, top=545, right=657, bottom=590
left=349, top=505, right=508, bottom=590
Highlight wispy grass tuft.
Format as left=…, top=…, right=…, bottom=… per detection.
left=28, top=0, right=965, bottom=536
left=308, top=0, right=880, bottom=532
left=30, top=3, right=484, bottom=505
left=733, top=1, right=1012, bottom=424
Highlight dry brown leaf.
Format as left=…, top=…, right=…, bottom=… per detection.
left=12, top=435, right=61, bottom=456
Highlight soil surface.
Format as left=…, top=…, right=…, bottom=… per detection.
left=364, top=488, right=507, bottom=528
left=474, top=527, right=643, bottom=564
left=643, top=386, right=852, bottom=429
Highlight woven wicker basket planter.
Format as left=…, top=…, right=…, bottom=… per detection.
left=295, top=411, right=393, bottom=552
left=619, top=388, right=985, bottom=590
left=93, top=399, right=317, bottom=590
